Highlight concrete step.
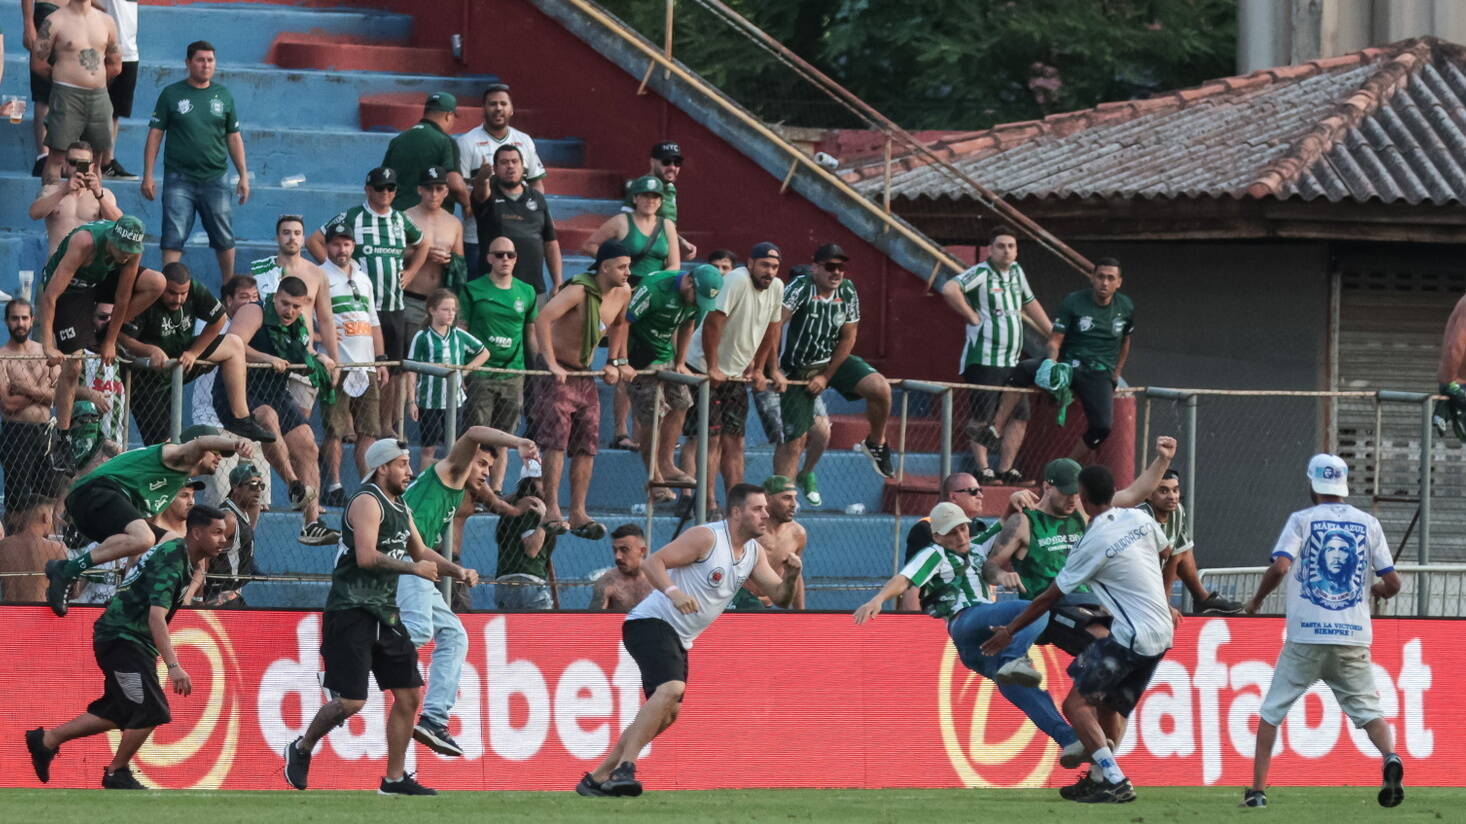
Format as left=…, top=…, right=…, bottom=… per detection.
left=881, top=476, right=1032, bottom=518
left=358, top=93, right=563, bottom=138
left=272, top=33, right=462, bottom=76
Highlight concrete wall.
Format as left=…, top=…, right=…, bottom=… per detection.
left=1239, top=0, right=1466, bottom=73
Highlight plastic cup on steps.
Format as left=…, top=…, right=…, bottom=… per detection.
left=845, top=503, right=866, bottom=515
left=4, top=96, right=25, bottom=124
left=281, top=175, right=306, bottom=188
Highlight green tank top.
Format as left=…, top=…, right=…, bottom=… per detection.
left=42, top=221, right=118, bottom=294
left=623, top=214, right=670, bottom=278
left=1017, top=508, right=1087, bottom=595
left=74, top=443, right=189, bottom=518
left=327, top=483, right=414, bottom=623
left=403, top=465, right=464, bottom=551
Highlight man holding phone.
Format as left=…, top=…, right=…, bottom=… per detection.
left=29, top=140, right=122, bottom=253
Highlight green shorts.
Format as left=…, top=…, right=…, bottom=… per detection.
left=45, top=83, right=114, bottom=153
left=779, top=355, right=877, bottom=441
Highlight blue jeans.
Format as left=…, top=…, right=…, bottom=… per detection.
left=396, top=574, right=468, bottom=725
left=160, top=171, right=235, bottom=251
left=948, top=600, right=1077, bottom=748
left=494, top=574, right=554, bottom=610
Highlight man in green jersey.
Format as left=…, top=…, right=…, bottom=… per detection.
left=625, top=264, right=722, bottom=494
left=941, top=226, right=1053, bottom=484
left=775, top=243, right=894, bottom=481
left=380, top=91, right=469, bottom=213
left=37, top=215, right=161, bottom=466
left=284, top=440, right=474, bottom=796
left=398, top=425, right=536, bottom=758
left=854, top=501, right=1088, bottom=767
left=44, top=425, right=252, bottom=616
left=1141, top=469, right=1242, bottom=615
left=997, top=257, right=1133, bottom=461
left=26, top=504, right=229, bottom=790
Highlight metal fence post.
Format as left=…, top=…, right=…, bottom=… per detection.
left=939, top=387, right=953, bottom=481
left=1419, top=397, right=1433, bottom=617
left=442, top=369, right=461, bottom=605
left=695, top=378, right=710, bottom=524
left=170, top=360, right=184, bottom=442
left=1185, top=393, right=1198, bottom=534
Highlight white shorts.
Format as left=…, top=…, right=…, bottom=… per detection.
left=1259, top=641, right=1381, bottom=727
left=287, top=373, right=318, bottom=414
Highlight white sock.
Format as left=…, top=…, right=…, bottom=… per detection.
left=1088, top=763, right=1103, bottom=780
left=1092, top=746, right=1125, bottom=784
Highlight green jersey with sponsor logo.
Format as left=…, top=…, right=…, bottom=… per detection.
left=627, top=270, right=697, bottom=368
left=780, top=273, right=860, bottom=372
left=327, top=483, right=414, bottom=623
left=1053, top=289, right=1135, bottom=373
left=1017, top=508, right=1087, bottom=596
left=403, top=466, right=464, bottom=552
left=952, top=260, right=1035, bottom=369
left=149, top=81, right=240, bottom=182
left=319, top=205, right=423, bottom=313
left=74, top=443, right=190, bottom=518
left=458, top=274, right=538, bottom=375
left=900, top=535, right=994, bottom=621
left=41, top=221, right=120, bottom=294
left=93, top=539, right=190, bottom=656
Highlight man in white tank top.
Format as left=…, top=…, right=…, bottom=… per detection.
left=576, top=483, right=802, bottom=798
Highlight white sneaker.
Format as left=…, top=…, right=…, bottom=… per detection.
left=993, top=656, right=1042, bottom=688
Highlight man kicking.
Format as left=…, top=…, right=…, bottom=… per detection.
left=1239, top=454, right=1404, bottom=809
left=577, top=483, right=801, bottom=797
left=400, top=425, right=537, bottom=757
left=44, top=425, right=251, bottom=616
left=283, top=440, right=474, bottom=796
left=27, top=505, right=229, bottom=789
left=855, top=501, right=1088, bottom=768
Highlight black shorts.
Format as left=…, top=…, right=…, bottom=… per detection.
left=217, top=372, right=308, bottom=434
left=108, top=61, right=140, bottom=119
left=418, top=407, right=465, bottom=448
left=320, top=608, right=424, bottom=701
left=682, top=376, right=748, bottom=439
left=66, top=476, right=148, bottom=545
left=622, top=618, right=688, bottom=699
left=51, top=270, right=122, bottom=354
left=379, top=309, right=407, bottom=368
left=87, top=639, right=171, bottom=730
left=1066, top=634, right=1165, bottom=718
left=962, top=363, right=1029, bottom=424
left=1010, top=358, right=1115, bottom=448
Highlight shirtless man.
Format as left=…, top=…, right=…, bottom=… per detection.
left=591, top=524, right=653, bottom=611
left=0, top=495, right=68, bottom=604
left=531, top=240, right=636, bottom=539
left=29, top=140, right=121, bottom=252
left=152, top=478, right=203, bottom=540
left=403, top=166, right=465, bottom=340
left=0, top=299, right=63, bottom=503
left=249, top=215, right=340, bottom=414
left=31, top=0, right=121, bottom=182
left=735, top=475, right=807, bottom=609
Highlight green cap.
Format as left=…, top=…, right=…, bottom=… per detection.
left=1043, top=458, right=1082, bottom=495
left=626, top=175, right=664, bottom=198
left=72, top=400, right=101, bottom=421
left=108, top=215, right=145, bottom=255
left=179, top=424, right=222, bottom=442
left=688, top=264, right=724, bottom=315
left=229, top=462, right=262, bottom=487
left=761, top=474, right=796, bottom=494
left=425, top=91, right=458, bottom=112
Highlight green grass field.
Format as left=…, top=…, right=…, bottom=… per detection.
left=0, top=787, right=1460, bottom=823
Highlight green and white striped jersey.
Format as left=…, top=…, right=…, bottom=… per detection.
left=779, top=273, right=860, bottom=372
left=900, top=536, right=995, bottom=621
left=1137, top=501, right=1193, bottom=556
left=953, top=260, right=1035, bottom=369
left=409, top=326, right=484, bottom=409
left=319, top=204, right=423, bottom=313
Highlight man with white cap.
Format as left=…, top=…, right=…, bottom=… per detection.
left=283, top=439, right=475, bottom=796
left=1238, top=454, right=1404, bottom=810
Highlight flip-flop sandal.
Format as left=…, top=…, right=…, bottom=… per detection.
left=569, top=521, right=608, bottom=541
left=651, top=488, right=678, bottom=503
left=543, top=520, right=570, bottom=536
left=609, top=435, right=640, bottom=450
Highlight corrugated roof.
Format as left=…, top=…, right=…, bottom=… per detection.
left=844, top=38, right=1466, bottom=205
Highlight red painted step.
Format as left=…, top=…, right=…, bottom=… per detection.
left=272, top=33, right=462, bottom=76
left=882, top=477, right=1029, bottom=518
left=361, top=92, right=499, bottom=135
left=828, top=413, right=969, bottom=453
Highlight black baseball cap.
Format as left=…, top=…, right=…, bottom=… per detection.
left=325, top=222, right=354, bottom=242
left=749, top=241, right=781, bottom=261
left=651, top=141, right=683, bottom=162
left=366, top=167, right=398, bottom=186
left=814, top=243, right=849, bottom=263
left=421, top=166, right=449, bottom=185
left=596, top=240, right=631, bottom=266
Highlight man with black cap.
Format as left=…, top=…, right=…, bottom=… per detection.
left=151, top=475, right=206, bottom=539
left=403, top=165, right=466, bottom=340
left=192, top=462, right=262, bottom=607
left=774, top=242, right=893, bottom=481
left=531, top=240, right=636, bottom=539
left=681, top=241, right=787, bottom=514
left=625, top=141, right=697, bottom=260
left=458, top=83, right=546, bottom=278
left=471, top=143, right=561, bottom=294
left=382, top=91, right=469, bottom=213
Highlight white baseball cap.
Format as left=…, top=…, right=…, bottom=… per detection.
left=364, top=439, right=411, bottom=475
left=1307, top=453, right=1349, bottom=497
left=929, top=501, right=969, bottom=535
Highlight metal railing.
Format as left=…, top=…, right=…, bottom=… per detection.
left=1199, top=564, right=1466, bottom=618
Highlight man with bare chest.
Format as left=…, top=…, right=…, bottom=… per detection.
left=734, top=475, right=807, bottom=609
left=0, top=299, right=63, bottom=503
left=403, top=167, right=465, bottom=341
left=531, top=241, right=636, bottom=540
left=32, top=0, right=121, bottom=182
left=30, top=141, right=122, bottom=252
left=591, top=524, right=654, bottom=611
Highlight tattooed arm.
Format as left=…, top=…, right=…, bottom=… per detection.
left=30, top=16, right=53, bottom=78
left=104, top=17, right=121, bottom=81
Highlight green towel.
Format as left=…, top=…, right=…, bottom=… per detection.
left=444, top=253, right=468, bottom=292
left=1036, top=359, right=1074, bottom=426
left=263, top=298, right=336, bottom=406
left=565, top=271, right=603, bottom=369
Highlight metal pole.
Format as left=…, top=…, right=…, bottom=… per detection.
left=170, top=360, right=184, bottom=442
left=1419, top=397, right=1433, bottom=617
left=939, top=389, right=952, bottom=480
left=441, top=370, right=460, bottom=604
left=696, top=378, right=709, bottom=524
left=646, top=382, right=662, bottom=541
left=1185, top=393, right=1198, bottom=534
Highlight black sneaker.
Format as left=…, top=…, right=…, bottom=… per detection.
left=974, top=424, right=1001, bottom=449
left=49, top=429, right=75, bottom=475
left=103, top=159, right=139, bottom=180
left=101, top=766, right=147, bottom=789
left=413, top=716, right=465, bottom=757
left=995, top=468, right=1024, bottom=486
left=299, top=519, right=340, bottom=546
left=1379, top=754, right=1404, bottom=808
left=44, top=559, right=71, bottom=617
left=1241, top=788, right=1268, bottom=807
left=379, top=772, right=437, bottom=796
left=603, top=761, right=643, bottom=797
left=321, top=486, right=347, bottom=508
left=1058, top=771, right=1098, bottom=800
left=857, top=439, right=895, bottom=479
left=576, top=772, right=611, bottom=797
left=1072, top=777, right=1136, bottom=803
left=26, top=728, right=57, bottom=783
left=288, top=480, right=316, bottom=511
left=283, top=736, right=311, bottom=790
left=1196, top=592, right=1244, bottom=615
left=223, top=414, right=276, bottom=443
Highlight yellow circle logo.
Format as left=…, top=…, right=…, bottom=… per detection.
left=937, top=640, right=1065, bottom=788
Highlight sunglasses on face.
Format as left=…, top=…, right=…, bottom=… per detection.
left=491, top=250, right=518, bottom=260
left=372, top=184, right=397, bottom=193
left=954, top=487, right=983, bottom=496
left=661, top=159, right=683, bottom=167
left=67, top=157, right=91, bottom=167
left=239, top=479, right=264, bottom=490
left=823, top=262, right=846, bottom=273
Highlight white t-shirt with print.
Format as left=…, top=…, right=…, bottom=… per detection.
left=1056, top=506, right=1174, bottom=657
left=1270, top=502, right=1393, bottom=647
left=686, top=267, right=785, bottom=377
left=457, top=124, right=546, bottom=245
